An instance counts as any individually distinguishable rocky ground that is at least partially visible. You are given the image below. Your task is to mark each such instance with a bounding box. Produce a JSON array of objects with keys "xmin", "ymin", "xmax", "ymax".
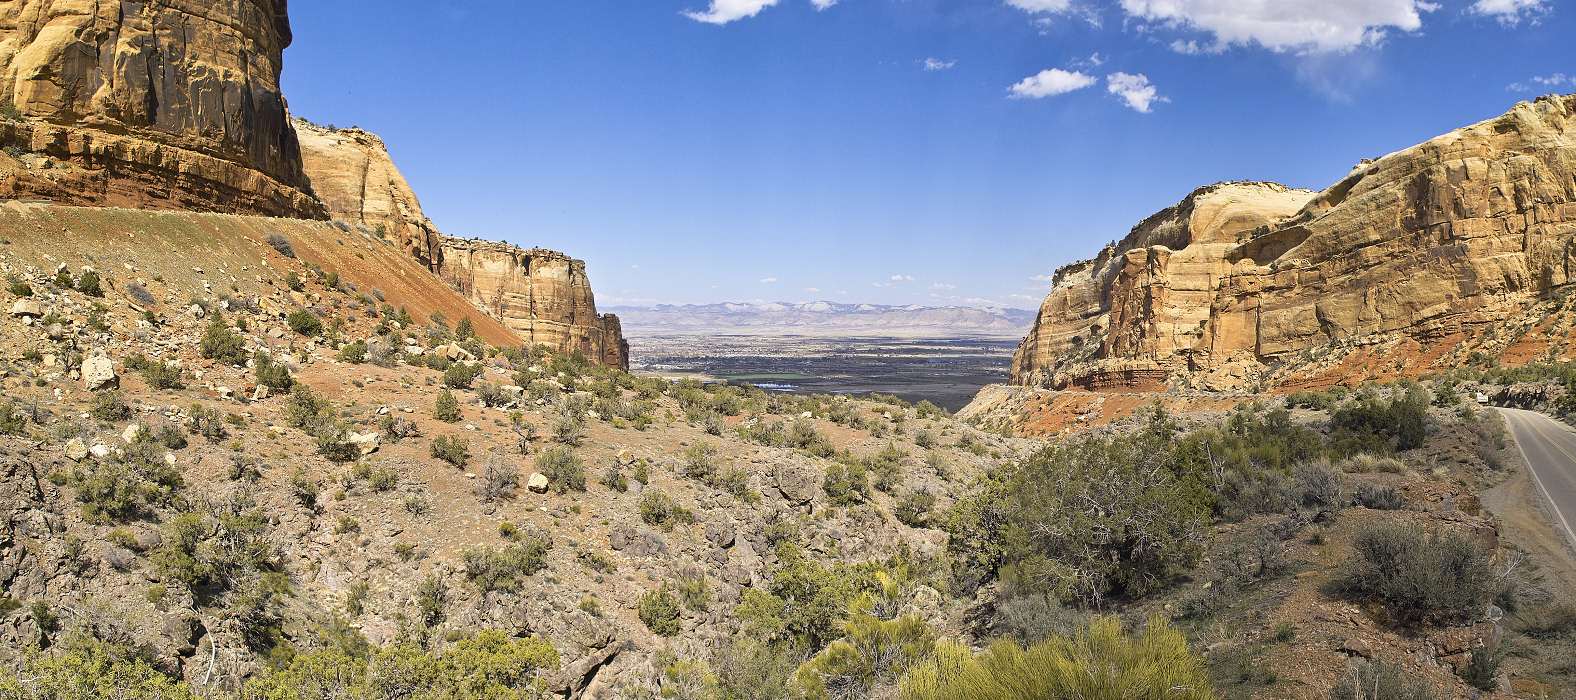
[
  {"xmin": 0, "ymin": 237, "xmax": 1022, "ymax": 696},
  {"xmin": 0, "ymin": 212, "xmax": 1571, "ymax": 699}
]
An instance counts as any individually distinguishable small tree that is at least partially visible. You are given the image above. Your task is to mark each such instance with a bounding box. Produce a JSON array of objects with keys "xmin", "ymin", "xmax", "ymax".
[{"xmin": 434, "ymin": 389, "xmax": 461, "ymax": 422}]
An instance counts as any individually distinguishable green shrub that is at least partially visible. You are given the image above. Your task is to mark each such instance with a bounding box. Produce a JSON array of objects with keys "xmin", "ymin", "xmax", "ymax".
[
  {"xmin": 430, "ymin": 435, "xmax": 470, "ymax": 467},
  {"xmin": 951, "ymin": 425, "xmax": 1209, "ymax": 607},
  {"xmin": 896, "ymin": 489, "xmax": 936, "ymax": 528},
  {"xmin": 462, "ymin": 538, "xmax": 552, "ymax": 592},
  {"xmin": 639, "ymin": 491, "xmax": 695, "ymax": 529},
  {"xmin": 639, "ymin": 587, "xmax": 683, "ymax": 636},
  {"xmin": 899, "ymin": 616, "xmax": 1212, "ymax": 700},
  {"xmin": 7, "ymin": 277, "xmax": 31, "ymax": 297},
  {"xmin": 1332, "ymin": 523, "xmax": 1493, "ymax": 626},
  {"xmin": 682, "ymin": 443, "xmax": 717, "ymax": 481},
  {"xmin": 285, "ymin": 272, "xmax": 304, "ymax": 292},
  {"xmin": 0, "ymin": 401, "xmax": 27, "ymax": 435},
  {"xmin": 823, "ymin": 461, "xmax": 869, "ymax": 506},
  {"xmin": 283, "ymin": 385, "xmax": 328, "ymax": 428},
  {"xmin": 1331, "ymin": 387, "xmax": 1429, "ymax": 453},
  {"xmin": 798, "ymin": 612, "xmax": 935, "ymax": 699},
  {"xmin": 75, "ymin": 270, "xmax": 104, "ymax": 297},
  {"xmin": 133, "ymin": 357, "xmax": 185, "ymax": 390},
  {"xmin": 68, "ymin": 444, "xmax": 182, "ymax": 523},
  {"xmin": 265, "ymin": 233, "xmax": 295, "ymax": 258},
  {"xmin": 536, "ymin": 445, "xmax": 586, "ymax": 494},
  {"xmin": 253, "ymin": 352, "xmax": 294, "ymax": 391},
  {"xmin": 443, "ymin": 362, "xmax": 483, "ymax": 389},
  {"xmin": 337, "ymin": 341, "xmax": 367, "ymax": 364},
  {"xmin": 200, "ymin": 315, "xmax": 248, "ymax": 365},
  {"xmin": 287, "ymin": 309, "xmax": 323, "ymax": 337},
  {"xmin": 90, "ymin": 390, "xmax": 131, "ymax": 421},
  {"xmin": 552, "ymin": 399, "xmax": 587, "ymax": 445},
  {"xmin": 0, "ymin": 637, "xmax": 198, "ymax": 699},
  {"xmin": 435, "ymin": 388, "xmax": 462, "ymax": 422}
]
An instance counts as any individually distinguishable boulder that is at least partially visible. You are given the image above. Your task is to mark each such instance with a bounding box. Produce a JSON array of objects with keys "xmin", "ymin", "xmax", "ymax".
[
  {"xmin": 81, "ymin": 354, "xmax": 117, "ymax": 390},
  {"xmin": 9, "ymin": 299, "xmax": 42, "ymax": 318},
  {"xmin": 64, "ymin": 438, "xmax": 88, "ymax": 461},
  {"xmin": 527, "ymin": 472, "xmax": 549, "ymax": 493},
  {"xmin": 349, "ymin": 432, "xmax": 381, "ymax": 456}
]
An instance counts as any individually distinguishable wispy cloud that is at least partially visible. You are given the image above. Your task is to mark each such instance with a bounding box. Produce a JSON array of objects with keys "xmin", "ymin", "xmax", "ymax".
[
  {"xmin": 1107, "ymin": 72, "xmax": 1165, "ymax": 112},
  {"xmin": 1030, "ymin": 274, "xmax": 1056, "ymax": 283},
  {"xmin": 890, "ymin": 274, "xmax": 915, "ymax": 282},
  {"xmin": 923, "ymin": 57, "xmax": 958, "ymax": 71},
  {"xmin": 1468, "ymin": 0, "xmax": 1547, "ymax": 25},
  {"xmin": 1508, "ymin": 72, "xmax": 1575, "ymax": 92},
  {"xmin": 683, "ymin": 0, "xmax": 778, "ymax": 24},
  {"xmin": 1010, "ymin": 68, "xmax": 1097, "ymax": 99},
  {"xmin": 811, "ymin": 0, "xmax": 839, "ymax": 10},
  {"xmin": 804, "ymin": 287, "xmax": 821, "ymax": 293},
  {"xmin": 1006, "ymin": 0, "xmax": 1072, "ymax": 13},
  {"xmin": 759, "ymin": 276, "xmax": 779, "ymax": 283},
  {"xmin": 931, "ymin": 282, "xmax": 957, "ymax": 290},
  {"xmin": 1119, "ymin": 0, "xmax": 1434, "ymax": 54}
]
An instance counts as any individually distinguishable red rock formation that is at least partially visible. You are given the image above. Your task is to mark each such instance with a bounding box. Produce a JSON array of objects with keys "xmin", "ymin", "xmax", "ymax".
[
  {"xmin": 1013, "ymin": 95, "xmax": 1576, "ymax": 391},
  {"xmin": 0, "ymin": 0, "xmax": 322, "ymax": 217},
  {"xmin": 439, "ymin": 239, "xmax": 629, "ymax": 370}
]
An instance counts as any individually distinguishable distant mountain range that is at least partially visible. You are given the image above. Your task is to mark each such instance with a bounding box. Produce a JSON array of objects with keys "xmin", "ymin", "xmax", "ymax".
[{"xmin": 606, "ymin": 302, "xmax": 1037, "ymax": 337}]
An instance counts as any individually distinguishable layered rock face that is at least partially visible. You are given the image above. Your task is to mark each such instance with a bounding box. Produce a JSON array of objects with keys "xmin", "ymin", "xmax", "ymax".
[
  {"xmin": 0, "ymin": 0, "xmax": 321, "ymax": 216},
  {"xmin": 291, "ymin": 119, "xmax": 629, "ymax": 369},
  {"xmin": 294, "ymin": 119, "xmax": 444, "ymax": 268},
  {"xmin": 1013, "ymin": 94, "xmax": 1576, "ymax": 391},
  {"xmin": 440, "ymin": 239, "xmax": 629, "ymax": 370}
]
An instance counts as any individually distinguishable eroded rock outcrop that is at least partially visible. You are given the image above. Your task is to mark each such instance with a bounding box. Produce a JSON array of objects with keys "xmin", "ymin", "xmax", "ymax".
[
  {"xmin": 291, "ymin": 119, "xmax": 628, "ymax": 368},
  {"xmin": 1013, "ymin": 94, "xmax": 1576, "ymax": 391},
  {"xmin": 440, "ymin": 238, "xmax": 628, "ymax": 370},
  {"xmin": 294, "ymin": 118, "xmax": 443, "ymax": 269},
  {"xmin": 0, "ymin": 0, "xmax": 323, "ymax": 217}
]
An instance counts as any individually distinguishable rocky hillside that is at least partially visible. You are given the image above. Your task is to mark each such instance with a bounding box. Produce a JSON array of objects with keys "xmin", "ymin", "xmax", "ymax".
[
  {"xmin": 0, "ymin": 2, "xmax": 628, "ymax": 370},
  {"xmin": 291, "ymin": 121, "xmax": 628, "ymax": 370},
  {"xmin": 0, "ymin": 0, "xmax": 322, "ymax": 217},
  {"xmin": 1011, "ymin": 94, "xmax": 1576, "ymax": 393}
]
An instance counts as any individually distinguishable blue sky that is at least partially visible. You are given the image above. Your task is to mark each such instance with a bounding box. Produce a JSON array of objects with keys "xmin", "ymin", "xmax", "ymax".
[{"xmin": 281, "ymin": 0, "xmax": 1570, "ymax": 309}]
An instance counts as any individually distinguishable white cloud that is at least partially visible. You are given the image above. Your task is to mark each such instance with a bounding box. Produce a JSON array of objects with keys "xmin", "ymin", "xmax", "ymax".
[
  {"xmin": 1119, "ymin": 0, "xmax": 1433, "ymax": 54},
  {"xmin": 759, "ymin": 276, "xmax": 779, "ymax": 283},
  {"xmin": 804, "ymin": 287, "xmax": 821, "ymax": 293},
  {"xmin": 923, "ymin": 57, "xmax": 958, "ymax": 71},
  {"xmin": 1107, "ymin": 72, "xmax": 1165, "ymax": 112},
  {"xmin": 1006, "ymin": 0, "xmax": 1073, "ymax": 13},
  {"xmin": 1030, "ymin": 274, "xmax": 1056, "ymax": 283},
  {"xmin": 1509, "ymin": 73, "xmax": 1575, "ymax": 92},
  {"xmin": 811, "ymin": 0, "xmax": 839, "ymax": 9},
  {"xmin": 931, "ymin": 282, "xmax": 957, "ymax": 290},
  {"xmin": 890, "ymin": 274, "xmax": 915, "ymax": 282},
  {"xmin": 1170, "ymin": 39, "xmax": 1224, "ymax": 55},
  {"xmin": 684, "ymin": 0, "xmax": 779, "ymax": 24},
  {"xmin": 1009, "ymin": 68, "xmax": 1097, "ymax": 99},
  {"xmin": 1469, "ymin": 0, "xmax": 1547, "ymax": 25}
]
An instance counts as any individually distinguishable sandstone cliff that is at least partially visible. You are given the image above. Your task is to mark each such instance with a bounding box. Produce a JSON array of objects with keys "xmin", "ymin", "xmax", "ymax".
[
  {"xmin": 0, "ymin": 0, "xmax": 322, "ymax": 217},
  {"xmin": 1013, "ymin": 94, "xmax": 1576, "ymax": 391},
  {"xmin": 293, "ymin": 118, "xmax": 444, "ymax": 269},
  {"xmin": 291, "ymin": 120, "xmax": 628, "ymax": 369},
  {"xmin": 440, "ymin": 238, "xmax": 629, "ymax": 370}
]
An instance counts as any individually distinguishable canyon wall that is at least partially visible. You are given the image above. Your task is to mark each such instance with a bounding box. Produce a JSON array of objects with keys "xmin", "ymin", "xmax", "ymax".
[
  {"xmin": 440, "ymin": 239, "xmax": 629, "ymax": 370},
  {"xmin": 294, "ymin": 119, "xmax": 443, "ymax": 269},
  {"xmin": 0, "ymin": 0, "xmax": 323, "ymax": 217},
  {"xmin": 1013, "ymin": 94, "xmax": 1576, "ymax": 391},
  {"xmin": 292, "ymin": 120, "xmax": 629, "ymax": 368}
]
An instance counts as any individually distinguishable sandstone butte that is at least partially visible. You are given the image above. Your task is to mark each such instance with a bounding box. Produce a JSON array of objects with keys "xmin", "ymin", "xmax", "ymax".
[
  {"xmin": 0, "ymin": 0, "xmax": 627, "ymax": 368},
  {"xmin": 1011, "ymin": 93, "xmax": 1576, "ymax": 394},
  {"xmin": 294, "ymin": 119, "xmax": 629, "ymax": 370}
]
